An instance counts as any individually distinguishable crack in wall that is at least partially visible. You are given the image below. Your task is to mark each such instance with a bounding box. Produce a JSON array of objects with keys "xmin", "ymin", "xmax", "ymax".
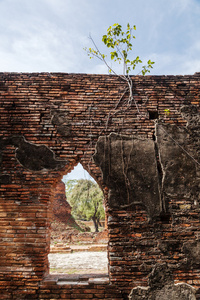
[
  {"xmin": 153, "ymin": 131, "xmax": 166, "ymax": 213},
  {"xmin": 93, "ymin": 115, "xmax": 199, "ymax": 221}
]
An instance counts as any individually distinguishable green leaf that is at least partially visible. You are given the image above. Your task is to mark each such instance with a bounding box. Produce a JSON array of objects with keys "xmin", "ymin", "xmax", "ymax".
[
  {"xmin": 164, "ymin": 109, "xmax": 171, "ymax": 115},
  {"xmin": 85, "ymin": 22, "xmax": 155, "ymax": 76}
]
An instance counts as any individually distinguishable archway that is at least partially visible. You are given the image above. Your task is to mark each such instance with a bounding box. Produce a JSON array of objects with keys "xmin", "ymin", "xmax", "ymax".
[{"xmin": 48, "ymin": 163, "xmax": 108, "ymax": 275}]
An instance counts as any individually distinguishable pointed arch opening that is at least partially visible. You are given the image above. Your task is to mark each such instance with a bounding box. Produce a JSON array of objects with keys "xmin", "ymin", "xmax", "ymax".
[{"xmin": 48, "ymin": 162, "xmax": 108, "ymax": 276}]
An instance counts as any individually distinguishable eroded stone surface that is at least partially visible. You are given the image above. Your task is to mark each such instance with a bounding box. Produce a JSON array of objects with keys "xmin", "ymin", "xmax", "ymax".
[
  {"xmin": 182, "ymin": 240, "xmax": 200, "ymax": 265},
  {"xmin": 181, "ymin": 105, "xmax": 200, "ymax": 131},
  {"xmin": 181, "ymin": 104, "xmax": 200, "ymax": 161},
  {"xmin": 93, "ymin": 133, "xmax": 162, "ymax": 219},
  {"xmin": 3, "ymin": 136, "xmax": 67, "ymax": 171},
  {"xmin": 93, "ymin": 125, "xmax": 199, "ymax": 219},
  {"xmin": 51, "ymin": 109, "xmax": 71, "ymax": 137},
  {"xmin": 155, "ymin": 123, "xmax": 199, "ymax": 203},
  {"xmin": 129, "ymin": 264, "xmax": 196, "ymax": 300}
]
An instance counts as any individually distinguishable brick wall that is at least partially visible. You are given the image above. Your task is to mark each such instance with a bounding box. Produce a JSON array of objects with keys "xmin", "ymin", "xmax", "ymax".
[
  {"xmin": 0, "ymin": 72, "xmax": 199, "ymax": 299},
  {"xmin": 52, "ymin": 181, "xmax": 80, "ymax": 229}
]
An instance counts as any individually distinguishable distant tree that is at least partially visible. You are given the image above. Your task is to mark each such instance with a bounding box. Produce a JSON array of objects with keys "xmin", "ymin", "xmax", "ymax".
[
  {"xmin": 66, "ymin": 179, "xmax": 105, "ymax": 232},
  {"xmin": 65, "ymin": 179, "xmax": 78, "ymax": 194}
]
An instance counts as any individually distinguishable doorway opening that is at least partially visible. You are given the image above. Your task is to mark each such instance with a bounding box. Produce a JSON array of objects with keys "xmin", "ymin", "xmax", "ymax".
[{"xmin": 48, "ymin": 163, "xmax": 108, "ymax": 275}]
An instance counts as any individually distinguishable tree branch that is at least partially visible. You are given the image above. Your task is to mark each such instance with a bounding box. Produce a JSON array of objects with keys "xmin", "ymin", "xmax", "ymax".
[{"xmin": 89, "ymin": 34, "xmax": 127, "ymax": 82}]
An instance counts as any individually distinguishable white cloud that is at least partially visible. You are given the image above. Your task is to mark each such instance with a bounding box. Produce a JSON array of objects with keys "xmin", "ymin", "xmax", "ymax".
[
  {"xmin": 0, "ymin": 0, "xmax": 200, "ymax": 74},
  {"xmin": 148, "ymin": 50, "xmax": 200, "ymax": 76}
]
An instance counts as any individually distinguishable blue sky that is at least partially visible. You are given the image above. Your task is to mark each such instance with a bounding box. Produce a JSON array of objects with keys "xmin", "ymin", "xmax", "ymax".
[
  {"xmin": 0, "ymin": 0, "xmax": 200, "ymax": 180},
  {"xmin": 0, "ymin": 0, "xmax": 200, "ymax": 75}
]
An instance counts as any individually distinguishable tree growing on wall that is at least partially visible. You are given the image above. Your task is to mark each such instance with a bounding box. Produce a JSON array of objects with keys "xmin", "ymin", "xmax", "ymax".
[
  {"xmin": 84, "ymin": 23, "xmax": 155, "ymax": 113},
  {"xmin": 66, "ymin": 179, "xmax": 105, "ymax": 232},
  {"xmin": 84, "ymin": 23, "xmax": 200, "ymax": 168}
]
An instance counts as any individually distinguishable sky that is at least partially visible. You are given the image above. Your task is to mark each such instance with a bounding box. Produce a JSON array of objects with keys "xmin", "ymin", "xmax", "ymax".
[
  {"xmin": 62, "ymin": 163, "xmax": 95, "ymax": 182},
  {"xmin": 0, "ymin": 0, "xmax": 200, "ymax": 180},
  {"xmin": 0, "ymin": 0, "xmax": 200, "ymax": 75}
]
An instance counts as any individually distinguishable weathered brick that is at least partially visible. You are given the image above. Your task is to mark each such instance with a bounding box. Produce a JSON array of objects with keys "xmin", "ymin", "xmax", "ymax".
[{"xmin": 0, "ymin": 72, "xmax": 199, "ymax": 299}]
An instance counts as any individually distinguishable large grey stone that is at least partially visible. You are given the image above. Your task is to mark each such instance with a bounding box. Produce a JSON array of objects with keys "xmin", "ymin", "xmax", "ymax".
[
  {"xmin": 155, "ymin": 123, "xmax": 199, "ymax": 202},
  {"xmin": 93, "ymin": 133, "xmax": 162, "ymax": 219}
]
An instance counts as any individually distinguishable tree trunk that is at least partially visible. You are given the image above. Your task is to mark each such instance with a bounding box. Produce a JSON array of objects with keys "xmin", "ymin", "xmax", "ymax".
[
  {"xmin": 97, "ymin": 218, "xmax": 102, "ymax": 228},
  {"xmin": 92, "ymin": 216, "xmax": 99, "ymax": 232}
]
